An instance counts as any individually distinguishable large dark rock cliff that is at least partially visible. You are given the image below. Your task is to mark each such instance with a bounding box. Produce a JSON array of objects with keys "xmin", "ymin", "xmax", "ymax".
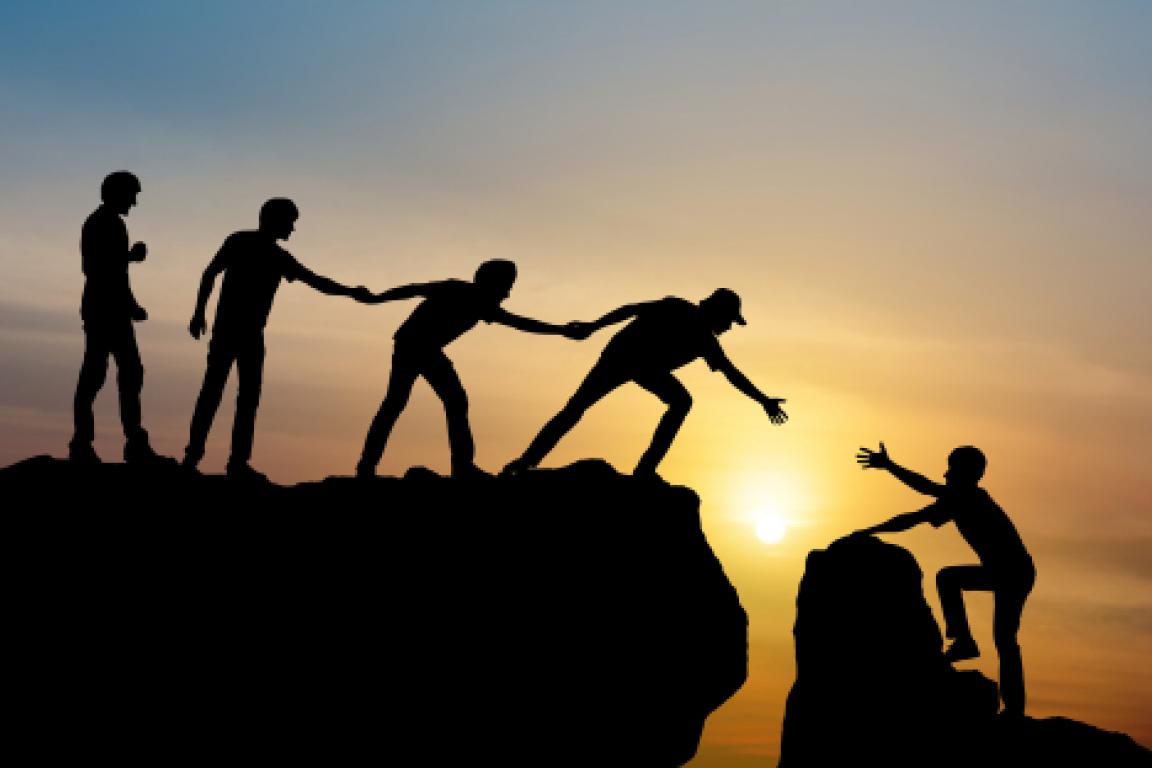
[
  {"xmin": 779, "ymin": 534, "xmax": 1151, "ymax": 767},
  {"xmin": 4, "ymin": 456, "xmax": 747, "ymax": 766}
]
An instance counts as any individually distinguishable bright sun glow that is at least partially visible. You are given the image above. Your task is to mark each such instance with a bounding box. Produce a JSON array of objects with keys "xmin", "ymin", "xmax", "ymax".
[{"xmin": 754, "ymin": 511, "xmax": 789, "ymax": 544}]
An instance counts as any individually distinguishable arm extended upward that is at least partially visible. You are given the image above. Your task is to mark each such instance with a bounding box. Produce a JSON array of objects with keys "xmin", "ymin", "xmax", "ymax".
[{"xmin": 857, "ymin": 442, "xmax": 945, "ymax": 496}]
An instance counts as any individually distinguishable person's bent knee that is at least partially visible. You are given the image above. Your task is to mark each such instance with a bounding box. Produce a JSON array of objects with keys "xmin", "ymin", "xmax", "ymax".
[
  {"xmin": 936, "ymin": 567, "xmax": 962, "ymax": 589},
  {"xmin": 668, "ymin": 391, "xmax": 693, "ymax": 414}
]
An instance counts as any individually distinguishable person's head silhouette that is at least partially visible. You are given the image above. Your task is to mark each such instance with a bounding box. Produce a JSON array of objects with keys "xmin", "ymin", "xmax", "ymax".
[
  {"xmin": 259, "ymin": 198, "xmax": 299, "ymax": 241},
  {"xmin": 101, "ymin": 171, "xmax": 141, "ymax": 216},
  {"xmin": 699, "ymin": 288, "xmax": 747, "ymax": 335},
  {"xmin": 474, "ymin": 259, "xmax": 517, "ymax": 302},
  {"xmin": 945, "ymin": 445, "xmax": 986, "ymax": 486}
]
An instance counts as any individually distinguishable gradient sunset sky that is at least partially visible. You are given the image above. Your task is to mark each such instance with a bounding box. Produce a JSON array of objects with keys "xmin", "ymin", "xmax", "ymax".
[{"xmin": 2, "ymin": 2, "xmax": 1149, "ymax": 763}]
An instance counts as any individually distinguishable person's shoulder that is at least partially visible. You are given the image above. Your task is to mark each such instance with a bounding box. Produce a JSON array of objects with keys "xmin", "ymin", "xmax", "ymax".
[
  {"xmin": 83, "ymin": 205, "xmax": 120, "ymax": 230},
  {"xmin": 221, "ymin": 229, "xmax": 258, "ymax": 248}
]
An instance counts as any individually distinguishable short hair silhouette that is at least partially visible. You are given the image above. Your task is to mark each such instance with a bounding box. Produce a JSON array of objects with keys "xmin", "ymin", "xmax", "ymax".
[
  {"xmin": 474, "ymin": 259, "xmax": 517, "ymax": 289},
  {"xmin": 259, "ymin": 198, "xmax": 300, "ymax": 227},
  {"xmin": 948, "ymin": 446, "xmax": 987, "ymax": 483},
  {"xmin": 100, "ymin": 171, "xmax": 141, "ymax": 202}
]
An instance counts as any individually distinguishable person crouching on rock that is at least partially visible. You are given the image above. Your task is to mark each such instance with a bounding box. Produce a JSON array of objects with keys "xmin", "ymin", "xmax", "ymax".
[
  {"xmin": 355, "ymin": 259, "xmax": 585, "ymax": 479},
  {"xmin": 853, "ymin": 442, "xmax": 1036, "ymax": 718},
  {"xmin": 500, "ymin": 288, "xmax": 788, "ymax": 482}
]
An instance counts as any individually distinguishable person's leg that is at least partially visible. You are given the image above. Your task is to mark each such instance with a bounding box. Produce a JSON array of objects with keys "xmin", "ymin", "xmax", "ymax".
[
  {"xmin": 357, "ymin": 349, "xmax": 421, "ymax": 475},
  {"xmin": 503, "ymin": 362, "xmax": 625, "ymax": 474},
  {"xmin": 228, "ymin": 333, "xmax": 266, "ymax": 470},
  {"xmin": 994, "ymin": 570, "xmax": 1035, "ymax": 716},
  {"xmin": 936, "ymin": 564, "xmax": 992, "ymax": 659},
  {"xmin": 71, "ymin": 325, "xmax": 111, "ymax": 460},
  {"xmin": 107, "ymin": 322, "xmax": 154, "ymax": 459},
  {"xmin": 421, "ymin": 352, "xmax": 476, "ymax": 475},
  {"xmin": 185, "ymin": 335, "xmax": 237, "ymax": 467},
  {"xmin": 632, "ymin": 372, "xmax": 692, "ymax": 476}
]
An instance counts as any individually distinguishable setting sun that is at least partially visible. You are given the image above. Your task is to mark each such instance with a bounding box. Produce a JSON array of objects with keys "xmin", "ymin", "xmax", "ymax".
[{"xmin": 754, "ymin": 511, "xmax": 789, "ymax": 544}]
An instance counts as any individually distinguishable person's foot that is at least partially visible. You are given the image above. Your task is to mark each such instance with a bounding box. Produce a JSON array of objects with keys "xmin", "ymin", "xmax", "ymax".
[
  {"xmin": 226, "ymin": 461, "xmax": 269, "ymax": 483},
  {"xmin": 355, "ymin": 461, "xmax": 377, "ymax": 480},
  {"xmin": 69, "ymin": 441, "xmax": 102, "ymax": 465},
  {"xmin": 631, "ymin": 468, "xmax": 669, "ymax": 484},
  {"xmin": 124, "ymin": 434, "xmax": 173, "ymax": 465},
  {"xmin": 499, "ymin": 457, "xmax": 533, "ymax": 477},
  {"xmin": 452, "ymin": 462, "xmax": 493, "ymax": 480},
  {"xmin": 943, "ymin": 637, "xmax": 980, "ymax": 662}
]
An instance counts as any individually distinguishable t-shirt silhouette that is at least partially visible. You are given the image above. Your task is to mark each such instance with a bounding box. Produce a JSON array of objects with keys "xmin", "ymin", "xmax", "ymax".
[
  {"xmin": 598, "ymin": 297, "xmax": 726, "ymax": 376},
  {"xmin": 919, "ymin": 487, "xmax": 1033, "ymax": 575},
  {"xmin": 80, "ymin": 205, "xmax": 134, "ymax": 323},
  {"xmin": 393, "ymin": 280, "xmax": 507, "ymax": 350},
  {"xmin": 209, "ymin": 230, "xmax": 307, "ymax": 334}
]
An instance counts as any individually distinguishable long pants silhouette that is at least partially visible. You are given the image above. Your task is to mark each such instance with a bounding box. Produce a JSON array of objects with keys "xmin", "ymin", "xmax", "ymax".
[
  {"xmin": 186, "ymin": 332, "xmax": 265, "ymax": 466},
  {"xmin": 359, "ymin": 348, "xmax": 473, "ymax": 471},
  {"xmin": 518, "ymin": 363, "xmax": 692, "ymax": 475},
  {"xmin": 937, "ymin": 564, "xmax": 1035, "ymax": 715},
  {"xmin": 73, "ymin": 321, "xmax": 146, "ymax": 445}
]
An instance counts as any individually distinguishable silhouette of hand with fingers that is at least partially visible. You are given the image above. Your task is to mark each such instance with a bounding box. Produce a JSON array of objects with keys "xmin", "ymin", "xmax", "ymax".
[
  {"xmin": 857, "ymin": 442, "xmax": 891, "ymax": 470},
  {"xmin": 129, "ymin": 242, "xmax": 147, "ymax": 263},
  {"xmin": 764, "ymin": 398, "xmax": 788, "ymax": 425},
  {"xmin": 563, "ymin": 321, "xmax": 593, "ymax": 340},
  {"xmin": 350, "ymin": 285, "xmax": 374, "ymax": 304},
  {"xmin": 130, "ymin": 304, "xmax": 148, "ymax": 323},
  {"xmin": 189, "ymin": 312, "xmax": 207, "ymax": 340}
]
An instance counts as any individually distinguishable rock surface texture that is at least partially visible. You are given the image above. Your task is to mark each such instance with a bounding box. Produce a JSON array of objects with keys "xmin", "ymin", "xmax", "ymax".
[{"xmin": 4, "ymin": 456, "xmax": 745, "ymax": 766}]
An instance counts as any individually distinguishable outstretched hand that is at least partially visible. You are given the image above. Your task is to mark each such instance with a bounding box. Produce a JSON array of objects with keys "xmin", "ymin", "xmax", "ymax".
[
  {"xmin": 350, "ymin": 285, "xmax": 374, "ymax": 304},
  {"xmin": 562, "ymin": 321, "xmax": 594, "ymax": 340},
  {"xmin": 856, "ymin": 441, "xmax": 891, "ymax": 470},
  {"xmin": 189, "ymin": 312, "xmax": 207, "ymax": 340},
  {"xmin": 763, "ymin": 398, "xmax": 787, "ymax": 425},
  {"xmin": 129, "ymin": 242, "xmax": 147, "ymax": 263}
]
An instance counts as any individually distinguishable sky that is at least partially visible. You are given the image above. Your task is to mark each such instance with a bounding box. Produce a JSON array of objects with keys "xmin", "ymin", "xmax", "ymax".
[{"xmin": 2, "ymin": 1, "xmax": 1150, "ymax": 762}]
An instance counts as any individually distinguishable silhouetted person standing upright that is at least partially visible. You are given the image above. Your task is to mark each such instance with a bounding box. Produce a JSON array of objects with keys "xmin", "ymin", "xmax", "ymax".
[
  {"xmin": 356, "ymin": 259, "xmax": 582, "ymax": 479},
  {"xmin": 185, "ymin": 198, "xmax": 371, "ymax": 481},
  {"xmin": 501, "ymin": 289, "xmax": 788, "ymax": 480},
  {"xmin": 70, "ymin": 171, "xmax": 165, "ymax": 464},
  {"xmin": 854, "ymin": 443, "xmax": 1036, "ymax": 717}
]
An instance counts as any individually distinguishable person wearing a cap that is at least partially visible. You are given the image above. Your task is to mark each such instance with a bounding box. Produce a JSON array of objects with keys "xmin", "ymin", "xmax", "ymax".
[{"xmin": 501, "ymin": 288, "xmax": 787, "ymax": 479}]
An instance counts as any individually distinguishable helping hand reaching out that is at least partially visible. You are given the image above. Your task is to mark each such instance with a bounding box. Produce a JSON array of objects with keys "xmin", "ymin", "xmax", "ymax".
[
  {"xmin": 763, "ymin": 398, "xmax": 788, "ymax": 425},
  {"xmin": 562, "ymin": 321, "xmax": 595, "ymax": 340},
  {"xmin": 856, "ymin": 441, "xmax": 891, "ymax": 470}
]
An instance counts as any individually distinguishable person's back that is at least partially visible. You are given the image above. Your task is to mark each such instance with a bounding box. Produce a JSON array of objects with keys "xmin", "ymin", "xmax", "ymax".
[
  {"xmin": 392, "ymin": 279, "xmax": 501, "ymax": 350},
  {"xmin": 599, "ymin": 296, "xmax": 725, "ymax": 375},
  {"xmin": 80, "ymin": 205, "xmax": 133, "ymax": 324},
  {"xmin": 931, "ymin": 485, "xmax": 1032, "ymax": 576},
  {"xmin": 211, "ymin": 229, "xmax": 305, "ymax": 335}
]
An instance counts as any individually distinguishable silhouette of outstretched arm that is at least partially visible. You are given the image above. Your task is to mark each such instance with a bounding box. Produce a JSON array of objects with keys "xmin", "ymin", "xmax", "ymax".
[
  {"xmin": 714, "ymin": 355, "xmax": 788, "ymax": 424},
  {"xmin": 857, "ymin": 508, "xmax": 933, "ymax": 536},
  {"xmin": 490, "ymin": 308, "xmax": 572, "ymax": 336},
  {"xmin": 295, "ymin": 265, "xmax": 372, "ymax": 302},
  {"xmin": 366, "ymin": 282, "xmax": 441, "ymax": 304},
  {"xmin": 587, "ymin": 303, "xmax": 646, "ymax": 332},
  {"xmin": 857, "ymin": 442, "xmax": 944, "ymax": 496}
]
